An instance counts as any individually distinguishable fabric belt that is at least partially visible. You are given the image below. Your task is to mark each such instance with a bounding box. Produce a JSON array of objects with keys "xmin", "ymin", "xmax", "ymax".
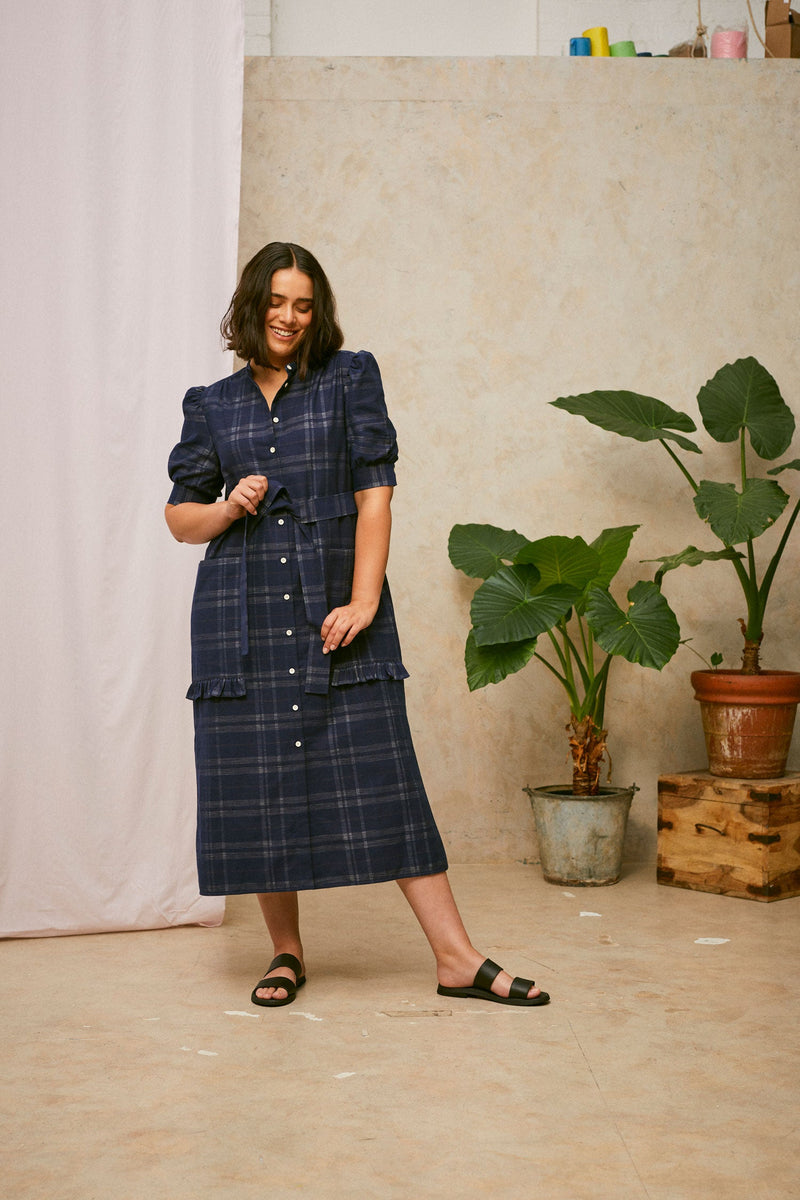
[{"xmin": 238, "ymin": 486, "xmax": 359, "ymax": 695}]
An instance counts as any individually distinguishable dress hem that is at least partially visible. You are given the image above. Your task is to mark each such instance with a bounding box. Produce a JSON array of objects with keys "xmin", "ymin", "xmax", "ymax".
[{"xmin": 198, "ymin": 859, "xmax": 450, "ymax": 896}]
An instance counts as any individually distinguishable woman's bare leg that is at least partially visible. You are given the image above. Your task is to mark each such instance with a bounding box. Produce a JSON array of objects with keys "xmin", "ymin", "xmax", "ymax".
[
  {"xmin": 396, "ymin": 872, "xmax": 542, "ymax": 1000},
  {"xmin": 254, "ymin": 891, "xmax": 304, "ymax": 1002}
]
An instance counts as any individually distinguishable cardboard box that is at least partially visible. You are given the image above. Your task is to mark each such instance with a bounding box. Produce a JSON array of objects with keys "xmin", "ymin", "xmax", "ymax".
[
  {"xmin": 765, "ymin": 0, "xmax": 800, "ymax": 56},
  {"xmin": 657, "ymin": 770, "xmax": 800, "ymax": 901}
]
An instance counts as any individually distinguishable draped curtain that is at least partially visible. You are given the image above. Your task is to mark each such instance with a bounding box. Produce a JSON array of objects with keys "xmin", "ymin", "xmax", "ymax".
[{"xmin": 0, "ymin": 0, "xmax": 244, "ymax": 935}]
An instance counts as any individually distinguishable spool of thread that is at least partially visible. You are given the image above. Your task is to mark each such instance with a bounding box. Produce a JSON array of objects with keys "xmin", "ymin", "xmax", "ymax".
[
  {"xmin": 710, "ymin": 28, "xmax": 748, "ymax": 58},
  {"xmin": 582, "ymin": 26, "xmax": 610, "ymax": 56},
  {"xmin": 610, "ymin": 40, "xmax": 637, "ymax": 57},
  {"xmin": 637, "ymin": 51, "xmax": 653, "ymax": 57},
  {"xmin": 570, "ymin": 37, "xmax": 592, "ymax": 56}
]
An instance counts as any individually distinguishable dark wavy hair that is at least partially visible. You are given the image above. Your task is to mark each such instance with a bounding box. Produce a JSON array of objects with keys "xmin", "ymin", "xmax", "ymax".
[{"xmin": 220, "ymin": 242, "xmax": 344, "ymax": 379}]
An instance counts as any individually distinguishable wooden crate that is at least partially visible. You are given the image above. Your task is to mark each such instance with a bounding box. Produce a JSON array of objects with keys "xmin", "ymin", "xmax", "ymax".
[{"xmin": 657, "ymin": 770, "xmax": 800, "ymax": 902}]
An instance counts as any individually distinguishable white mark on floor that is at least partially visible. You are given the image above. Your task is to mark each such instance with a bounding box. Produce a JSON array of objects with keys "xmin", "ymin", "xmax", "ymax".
[
  {"xmin": 291, "ymin": 1011, "xmax": 323, "ymax": 1021},
  {"xmin": 197, "ymin": 1050, "xmax": 219, "ymax": 1057},
  {"xmin": 580, "ymin": 911, "xmax": 602, "ymax": 917},
  {"xmin": 142, "ymin": 1017, "xmax": 161, "ymax": 1022},
  {"xmin": 562, "ymin": 891, "xmax": 576, "ymax": 898},
  {"xmin": 694, "ymin": 937, "xmax": 730, "ymax": 945},
  {"xmin": 335, "ymin": 1072, "xmax": 356, "ymax": 1079},
  {"xmin": 225, "ymin": 1010, "xmax": 260, "ymax": 1018}
]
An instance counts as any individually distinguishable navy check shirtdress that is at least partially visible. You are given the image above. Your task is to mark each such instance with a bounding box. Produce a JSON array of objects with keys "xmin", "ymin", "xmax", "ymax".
[{"xmin": 167, "ymin": 350, "xmax": 448, "ymax": 895}]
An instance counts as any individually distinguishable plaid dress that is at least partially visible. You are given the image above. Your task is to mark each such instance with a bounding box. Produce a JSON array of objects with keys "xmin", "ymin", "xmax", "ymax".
[{"xmin": 167, "ymin": 350, "xmax": 448, "ymax": 894}]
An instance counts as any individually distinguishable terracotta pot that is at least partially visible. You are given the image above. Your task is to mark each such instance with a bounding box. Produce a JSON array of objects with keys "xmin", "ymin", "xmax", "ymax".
[{"xmin": 691, "ymin": 669, "xmax": 800, "ymax": 778}]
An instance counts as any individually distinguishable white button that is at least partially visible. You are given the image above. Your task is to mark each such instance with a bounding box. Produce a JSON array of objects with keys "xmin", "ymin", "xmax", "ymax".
[
  {"xmin": 289, "ymin": 668, "xmax": 296, "ymax": 675},
  {"xmin": 283, "ymin": 593, "xmax": 290, "ymax": 600},
  {"xmin": 277, "ymin": 518, "xmax": 285, "ymax": 526},
  {"xmin": 295, "ymin": 741, "xmax": 302, "ymax": 748},
  {"xmin": 292, "ymin": 704, "xmax": 299, "ymax": 711},
  {"xmin": 269, "ymin": 446, "xmax": 276, "ymax": 454},
  {"xmin": 273, "ymin": 416, "xmax": 279, "ymax": 423},
  {"xmin": 286, "ymin": 629, "xmax": 293, "ymax": 637},
  {"xmin": 280, "ymin": 557, "xmax": 287, "ymax": 564}
]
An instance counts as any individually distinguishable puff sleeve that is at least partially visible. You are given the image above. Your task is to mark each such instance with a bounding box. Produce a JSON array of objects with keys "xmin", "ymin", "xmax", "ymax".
[
  {"xmin": 167, "ymin": 386, "xmax": 224, "ymax": 505},
  {"xmin": 344, "ymin": 352, "xmax": 399, "ymax": 492}
]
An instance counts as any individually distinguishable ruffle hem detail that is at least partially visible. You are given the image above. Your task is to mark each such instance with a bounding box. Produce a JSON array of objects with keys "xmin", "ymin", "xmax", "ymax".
[
  {"xmin": 186, "ymin": 677, "xmax": 247, "ymax": 700},
  {"xmin": 331, "ymin": 660, "xmax": 410, "ymax": 687}
]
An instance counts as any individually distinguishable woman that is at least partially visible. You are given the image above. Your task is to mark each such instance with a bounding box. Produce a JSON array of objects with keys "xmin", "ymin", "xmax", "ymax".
[{"xmin": 166, "ymin": 242, "xmax": 549, "ymax": 1010}]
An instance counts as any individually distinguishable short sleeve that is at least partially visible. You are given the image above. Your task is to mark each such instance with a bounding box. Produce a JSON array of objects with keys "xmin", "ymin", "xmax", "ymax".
[
  {"xmin": 344, "ymin": 351, "xmax": 399, "ymax": 492},
  {"xmin": 167, "ymin": 386, "xmax": 224, "ymax": 505}
]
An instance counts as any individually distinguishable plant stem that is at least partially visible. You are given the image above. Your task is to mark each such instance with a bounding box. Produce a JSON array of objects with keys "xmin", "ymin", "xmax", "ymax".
[
  {"xmin": 758, "ymin": 496, "xmax": 800, "ymax": 616},
  {"xmin": 576, "ymin": 609, "xmax": 595, "ymax": 677},
  {"xmin": 660, "ymin": 439, "xmax": 700, "ymax": 491}
]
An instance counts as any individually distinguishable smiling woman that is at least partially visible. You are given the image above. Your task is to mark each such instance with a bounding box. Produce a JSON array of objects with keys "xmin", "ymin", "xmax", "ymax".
[{"xmin": 164, "ymin": 240, "xmax": 551, "ymax": 1012}]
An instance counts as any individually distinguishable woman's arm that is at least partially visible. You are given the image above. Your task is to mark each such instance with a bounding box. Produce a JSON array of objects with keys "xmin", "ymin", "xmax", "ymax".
[
  {"xmin": 164, "ymin": 475, "xmax": 269, "ymax": 545},
  {"xmin": 320, "ymin": 485, "xmax": 393, "ymax": 653}
]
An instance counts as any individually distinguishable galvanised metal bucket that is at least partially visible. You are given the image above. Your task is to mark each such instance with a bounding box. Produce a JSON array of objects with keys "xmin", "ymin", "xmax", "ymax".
[{"xmin": 527, "ymin": 784, "xmax": 637, "ymax": 886}]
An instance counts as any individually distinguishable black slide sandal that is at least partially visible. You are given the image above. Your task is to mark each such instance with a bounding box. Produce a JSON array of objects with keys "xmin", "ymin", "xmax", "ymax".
[
  {"xmin": 437, "ymin": 958, "xmax": 550, "ymax": 1007},
  {"xmin": 251, "ymin": 953, "xmax": 306, "ymax": 1008}
]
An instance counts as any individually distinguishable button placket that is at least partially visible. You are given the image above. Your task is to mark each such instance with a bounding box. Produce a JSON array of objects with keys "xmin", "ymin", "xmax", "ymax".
[{"xmin": 265, "ymin": 391, "xmax": 305, "ymax": 748}]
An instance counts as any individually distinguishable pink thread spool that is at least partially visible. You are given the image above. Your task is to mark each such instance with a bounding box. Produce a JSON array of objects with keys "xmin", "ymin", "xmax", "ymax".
[{"xmin": 711, "ymin": 27, "xmax": 748, "ymax": 58}]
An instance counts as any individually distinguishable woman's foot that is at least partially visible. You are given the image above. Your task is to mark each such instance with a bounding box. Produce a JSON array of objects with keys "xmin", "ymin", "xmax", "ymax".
[
  {"xmin": 251, "ymin": 953, "xmax": 306, "ymax": 1007},
  {"xmin": 437, "ymin": 954, "xmax": 549, "ymax": 1006}
]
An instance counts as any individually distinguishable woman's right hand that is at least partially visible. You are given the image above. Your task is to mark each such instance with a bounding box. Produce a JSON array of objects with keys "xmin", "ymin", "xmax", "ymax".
[
  {"xmin": 165, "ymin": 474, "xmax": 269, "ymax": 545},
  {"xmin": 226, "ymin": 475, "xmax": 269, "ymax": 519}
]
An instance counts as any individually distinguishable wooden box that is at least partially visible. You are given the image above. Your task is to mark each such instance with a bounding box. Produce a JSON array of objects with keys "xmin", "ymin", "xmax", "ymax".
[{"xmin": 657, "ymin": 770, "xmax": 800, "ymax": 902}]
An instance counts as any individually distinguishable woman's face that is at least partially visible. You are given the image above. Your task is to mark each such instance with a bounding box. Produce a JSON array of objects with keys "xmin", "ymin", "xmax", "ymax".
[{"xmin": 263, "ymin": 267, "xmax": 314, "ymax": 367}]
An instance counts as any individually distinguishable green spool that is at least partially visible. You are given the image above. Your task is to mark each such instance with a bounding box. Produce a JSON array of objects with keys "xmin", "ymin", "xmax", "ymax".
[{"xmin": 610, "ymin": 40, "xmax": 637, "ymax": 56}]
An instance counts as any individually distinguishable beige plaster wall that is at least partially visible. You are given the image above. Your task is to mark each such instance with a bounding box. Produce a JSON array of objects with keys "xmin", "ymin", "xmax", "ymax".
[{"xmin": 240, "ymin": 57, "xmax": 800, "ymax": 864}]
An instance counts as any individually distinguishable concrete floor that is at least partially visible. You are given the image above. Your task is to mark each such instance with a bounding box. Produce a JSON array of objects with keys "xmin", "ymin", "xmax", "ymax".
[{"xmin": 2, "ymin": 863, "xmax": 798, "ymax": 1200}]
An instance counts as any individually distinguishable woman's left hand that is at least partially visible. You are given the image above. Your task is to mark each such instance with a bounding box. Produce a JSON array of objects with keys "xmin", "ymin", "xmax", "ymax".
[{"xmin": 320, "ymin": 599, "xmax": 379, "ymax": 654}]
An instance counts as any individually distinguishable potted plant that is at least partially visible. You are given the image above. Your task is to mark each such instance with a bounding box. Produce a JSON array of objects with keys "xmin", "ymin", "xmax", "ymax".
[
  {"xmin": 551, "ymin": 356, "xmax": 800, "ymax": 778},
  {"xmin": 448, "ymin": 522, "xmax": 680, "ymax": 884}
]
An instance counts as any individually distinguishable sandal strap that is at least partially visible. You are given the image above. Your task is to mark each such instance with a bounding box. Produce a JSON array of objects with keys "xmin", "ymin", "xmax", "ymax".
[
  {"xmin": 473, "ymin": 958, "xmax": 503, "ymax": 991},
  {"xmin": 267, "ymin": 953, "xmax": 303, "ymax": 977},
  {"xmin": 508, "ymin": 976, "xmax": 536, "ymax": 1000},
  {"xmin": 254, "ymin": 974, "xmax": 296, "ymax": 993}
]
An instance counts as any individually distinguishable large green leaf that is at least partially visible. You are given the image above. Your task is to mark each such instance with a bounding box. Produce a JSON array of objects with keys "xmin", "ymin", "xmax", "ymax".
[
  {"xmin": 586, "ymin": 581, "xmax": 680, "ymax": 670},
  {"xmin": 590, "ymin": 525, "xmax": 639, "ymax": 588},
  {"xmin": 644, "ymin": 544, "xmax": 742, "ymax": 587},
  {"xmin": 471, "ymin": 567, "xmax": 579, "ymax": 646},
  {"xmin": 514, "ymin": 535, "xmax": 601, "ymax": 590},
  {"xmin": 464, "ymin": 630, "xmax": 537, "ymax": 691},
  {"xmin": 697, "ymin": 357, "xmax": 794, "ymax": 459},
  {"xmin": 551, "ymin": 391, "xmax": 701, "ymax": 453},
  {"xmin": 694, "ymin": 478, "xmax": 789, "ymax": 544},
  {"xmin": 448, "ymin": 523, "xmax": 530, "ymax": 579}
]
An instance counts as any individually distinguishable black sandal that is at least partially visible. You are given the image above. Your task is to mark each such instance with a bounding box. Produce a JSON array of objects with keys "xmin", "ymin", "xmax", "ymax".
[
  {"xmin": 437, "ymin": 958, "xmax": 550, "ymax": 1007},
  {"xmin": 251, "ymin": 953, "xmax": 306, "ymax": 1008}
]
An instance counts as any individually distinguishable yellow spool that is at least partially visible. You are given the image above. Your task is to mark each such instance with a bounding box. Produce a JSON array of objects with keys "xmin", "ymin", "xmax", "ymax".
[{"xmin": 583, "ymin": 26, "xmax": 610, "ymax": 56}]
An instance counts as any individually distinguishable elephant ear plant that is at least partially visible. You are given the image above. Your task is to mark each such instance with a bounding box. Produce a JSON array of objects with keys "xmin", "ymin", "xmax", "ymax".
[
  {"xmin": 552, "ymin": 357, "xmax": 800, "ymax": 674},
  {"xmin": 447, "ymin": 524, "xmax": 680, "ymax": 795}
]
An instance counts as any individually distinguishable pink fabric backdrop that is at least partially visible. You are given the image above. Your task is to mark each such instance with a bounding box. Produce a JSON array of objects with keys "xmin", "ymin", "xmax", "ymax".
[{"xmin": 0, "ymin": 1, "xmax": 244, "ymax": 935}]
